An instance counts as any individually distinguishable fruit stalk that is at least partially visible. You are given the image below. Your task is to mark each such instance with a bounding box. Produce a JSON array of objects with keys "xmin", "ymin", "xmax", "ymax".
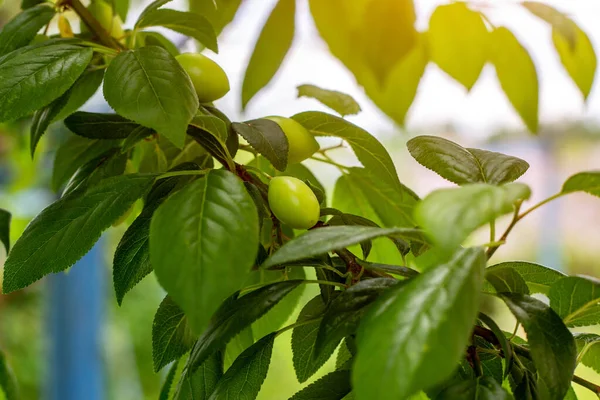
[{"xmin": 58, "ymin": 0, "xmax": 122, "ymax": 50}]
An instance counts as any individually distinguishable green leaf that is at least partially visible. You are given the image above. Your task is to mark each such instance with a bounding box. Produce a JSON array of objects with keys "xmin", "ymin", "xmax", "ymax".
[
  {"xmin": 436, "ymin": 377, "xmax": 510, "ymax": 400},
  {"xmin": 0, "ymin": 209, "xmax": 11, "ymax": 253},
  {"xmin": 0, "ymin": 4, "xmax": 55, "ymax": 57},
  {"xmin": 174, "ymin": 351, "xmax": 223, "ymax": 400},
  {"xmin": 574, "ymin": 333, "xmax": 600, "ymax": 374},
  {"xmin": 553, "ymin": 17, "xmax": 596, "ymax": 100},
  {"xmin": 110, "ymin": 0, "xmax": 130, "ymax": 21},
  {"xmin": 500, "ymin": 293, "xmax": 577, "ymax": 400},
  {"xmin": 30, "ymin": 93, "xmax": 69, "ymax": 157},
  {"xmin": 232, "ymin": 119, "xmax": 288, "ymax": 171},
  {"xmin": 207, "ymin": 333, "xmax": 275, "ymax": 400},
  {"xmin": 150, "ymin": 170, "xmax": 258, "ymax": 333},
  {"xmin": 315, "ymin": 278, "xmax": 400, "ymax": 363},
  {"xmin": 549, "ymin": 276, "xmax": 600, "ymax": 327},
  {"xmin": 65, "ymin": 112, "xmax": 143, "ymax": 140},
  {"xmin": 136, "ymin": 0, "xmax": 174, "ymax": 24},
  {"xmin": 353, "ymin": 247, "xmax": 486, "ymax": 400},
  {"xmin": 562, "ymin": 171, "xmax": 600, "ymax": 197},
  {"xmin": 415, "ymin": 183, "xmax": 531, "ymax": 249},
  {"xmin": 485, "ymin": 266, "xmax": 530, "ymax": 295},
  {"xmin": 136, "ymin": 9, "xmax": 218, "ymax": 53},
  {"xmin": 52, "ymin": 69, "xmax": 105, "ymax": 122},
  {"xmin": 52, "ymin": 135, "xmax": 120, "ymax": 192},
  {"xmin": 103, "ymin": 46, "xmax": 198, "ymax": 148},
  {"xmin": 478, "ymin": 313, "xmax": 513, "ymax": 378},
  {"xmin": 292, "ymin": 295, "xmax": 338, "ymax": 383},
  {"xmin": 0, "ymin": 42, "xmax": 93, "ymax": 122},
  {"xmin": 114, "ymin": 164, "xmax": 199, "ymax": 304},
  {"xmin": 63, "ymin": 149, "xmax": 128, "ymax": 196},
  {"xmin": 0, "ymin": 351, "xmax": 17, "ymax": 400},
  {"xmin": 135, "ymin": 31, "xmax": 180, "ymax": 57},
  {"xmin": 185, "ymin": 280, "xmax": 302, "ymax": 374},
  {"xmin": 159, "ymin": 359, "xmax": 179, "ymax": 400},
  {"xmin": 188, "ymin": 115, "xmax": 234, "ymax": 170},
  {"xmin": 263, "ymin": 226, "xmax": 424, "ymax": 269},
  {"xmin": 407, "ymin": 135, "xmax": 529, "ymax": 185},
  {"xmin": 487, "ymin": 262, "xmax": 565, "ymax": 295},
  {"xmin": 189, "ymin": 0, "xmax": 242, "ymax": 35},
  {"xmin": 522, "ymin": 2, "xmax": 577, "ymax": 49},
  {"xmin": 297, "ymin": 84, "xmax": 361, "ymax": 117},
  {"xmin": 289, "ymin": 370, "xmax": 352, "ymax": 400},
  {"xmin": 241, "ymin": 0, "xmax": 295, "ymax": 109},
  {"xmin": 491, "ymin": 27, "xmax": 539, "ymax": 133},
  {"xmin": 153, "ymin": 296, "xmax": 197, "ymax": 372},
  {"xmin": 2, "ymin": 174, "xmax": 156, "ymax": 293},
  {"xmin": 224, "ymin": 328, "xmax": 254, "ymax": 371},
  {"xmin": 21, "ymin": 0, "xmax": 45, "ymax": 9},
  {"xmin": 428, "ymin": 3, "xmax": 488, "ymax": 89}
]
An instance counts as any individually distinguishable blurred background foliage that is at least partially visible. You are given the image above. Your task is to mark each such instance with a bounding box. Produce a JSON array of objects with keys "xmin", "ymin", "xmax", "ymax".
[{"xmin": 1, "ymin": 0, "xmax": 600, "ymax": 398}]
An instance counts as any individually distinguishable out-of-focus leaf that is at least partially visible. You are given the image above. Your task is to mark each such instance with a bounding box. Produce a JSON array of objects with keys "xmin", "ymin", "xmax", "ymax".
[
  {"xmin": 562, "ymin": 171, "xmax": 600, "ymax": 197},
  {"xmin": 297, "ymin": 84, "xmax": 361, "ymax": 116},
  {"xmin": 486, "ymin": 261, "xmax": 565, "ymax": 295},
  {"xmin": 0, "ymin": 4, "xmax": 55, "ymax": 57}
]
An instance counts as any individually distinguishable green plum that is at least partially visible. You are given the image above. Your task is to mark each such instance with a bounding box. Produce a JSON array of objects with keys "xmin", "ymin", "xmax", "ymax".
[
  {"xmin": 264, "ymin": 116, "xmax": 319, "ymax": 164},
  {"xmin": 80, "ymin": 0, "xmax": 125, "ymax": 40},
  {"xmin": 268, "ymin": 176, "xmax": 320, "ymax": 230},
  {"xmin": 175, "ymin": 53, "xmax": 231, "ymax": 103}
]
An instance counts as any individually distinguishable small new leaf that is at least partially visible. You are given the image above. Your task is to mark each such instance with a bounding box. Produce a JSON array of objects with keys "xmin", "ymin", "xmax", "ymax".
[{"xmin": 297, "ymin": 84, "xmax": 361, "ymax": 116}]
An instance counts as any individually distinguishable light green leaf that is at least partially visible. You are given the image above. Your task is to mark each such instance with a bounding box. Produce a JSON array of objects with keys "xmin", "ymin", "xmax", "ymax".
[
  {"xmin": 522, "ymin": 2, "xmax": 577, "ymax": 49},
  {"xmin": 150, "ymin": 170, "xmax": 258, "ymax": 333},
  {"xmin": 242, "ymin": 0, "xmax": 295, "ymax": 109},
  {"xmin": 188, "ymin": 114, "xmax": 234, "ymax": 170},
  {"xmin": 487, "ymin": 261, "xmax": 565, "ymax": 295},
  {"xmin": 189, "ymin": 0, "xmax": 243, "ymax": 35},
  {"xmin": 153, "ymin": 296, "xmax": 197, "ymax": 372},
  {"xmin": 174, "ymin": 351, "xmax": 223, "ymax": 400},
  {"xmin": 159, "ymin": 359, "xmax": 178, "ymax": 400},
  {"xmin": 575, "ymin": 333, "xmax": 600, "ymax": 374},
  {"xmin": 136, "ymin": 9, "xmax": 218, "ymax": 53},
  {"xmin": 0, "ymin": 351, "xmax": 17, "ymax": 400},
  {"xmin": 353, "ymin": 247, "xmax": 486, "ymax": 399},
  {"xmin": 501, "ymin": 293, "xmax": 577, "ymax": 400},
  {"xmin": 415, "ymin": 183, "xmax": 531, "ymax": 249},
  {"xmin": 436, "ymin": 377, "xmax": 510, "ymax": 400},
  {"xmin": 289, "ymin": 370, "xmax": 352, "ymax": 400},
  {"xmin": 0, "ymin": 4, "xmax": 55, "ymax": 57},
  {"xmin": 0, "ymin": 209, "xmax": 10, "ymax": 253},
  {"xmin": 65, "ymin": 112, "xmax": 142, "ymax": 140},
  {"xmin": 208, "ymin": 333, "xmax": 275, "ymax": 400},
  {"xmin": 491, "ymin": 27, "xmax": 539, "ymax": 133},
  {"xmin": 485, "ymin": 266, "xmax": 530, "ymax": 295},
  {"xmin": 562, "ymin": 171, "xmax": 600, "ymax": 197},
  {"xmin": 2, "ymin": 174, "xmax": 156, "ymax": 293},
  {"xmin": 549, "ymin": 276, "xmax": 600, "ymax": 327},
  {"xmin": 407, "ymin": 135, "xmax": 529, "ymax": 185},
  {"xmin": 136, "ymin": 0, "xmax": 174, "ymax": 24},
  {"xmin": 135, "ymin": 31, "xmax": 180, "ymax": 57},
  {"xmin": 103, "ymin": 46, "xmax": 198, "ymax": 148},
  {"xmin": 297, "ymin": 84, "xmax": 361, "ymax": 117},
  {"xmin": 52, "ymin": 69, "xmax": 105, "ymax": 122},
  {"xmin": 0, "ymin": 42, "xmax": 93, "ymax": 122},
  {"xmin": 428, "ymin": 3, "xmax": 488, "ymax": 89},
  {"xmin": 263, "ymin": 226, "xmax": 424, "ymax": 269}
]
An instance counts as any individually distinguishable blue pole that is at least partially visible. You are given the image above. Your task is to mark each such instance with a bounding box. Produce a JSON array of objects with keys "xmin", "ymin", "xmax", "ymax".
[{"xmin": 45, "ymin": 240, "xmax": 106, "ymax": 400}]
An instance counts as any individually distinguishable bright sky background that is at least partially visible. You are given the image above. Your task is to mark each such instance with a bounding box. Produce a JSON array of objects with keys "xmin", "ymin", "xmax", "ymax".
[{"xmin": 175, "ymin": 0, "xmax": 600, "ymax": 139}]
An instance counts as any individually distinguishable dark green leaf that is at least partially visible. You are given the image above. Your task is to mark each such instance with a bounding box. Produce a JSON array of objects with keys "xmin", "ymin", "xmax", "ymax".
[
  {"xmin": 415, "ymin": 183, "xmax": 531, "ymax": 249},
  {"xmin": 186, "ymin": 280, "xmax": 302, "ymax": 374},
  {"xmin": 241, "ymin": 0, "xmax": 295, "ymax": 108},
  {"xmin": 485, "ymin": 266, "xmax": 530, "ymax": 294},
  {"xmin": 207, "ymin": 333, "xmax": 275, "ymax": 400},
  {"xmin": 21, "ymin": 0, "xmax": 45, "ymax": 8},
  {"xmin": 0, "ymin": 350, "xmax": 17, "ymax": 400},
  {"xmin": 2, "ymin": 174, "xmax": 156, "ymax": 293},
  {"xmin": 188, "ymin": 115, "xmax": 234, "ymax": 170},
  {"xmin": 549, "ymin": 276, "xmax": 600, "ymax": 327},
  {"xmin": 150, "ymin": 170, "xmax": 258, "ymax": 333},
  {"xmin": 52, "ymin": 69, "xmax": 105, "ymax": 122},
  {"xmin": 292, "ymin": 295, "xmax": 338, "ymax": 383},
  {"xmin": 574, "ymin": 333, "xmax": 600, "ymax": 374},
  {"xmin": 65, "ymin": 112, "xmax": 142, "ymax": 140},
  {"xmin": 407, "ymin": 136, "xmax": 529, "ymax": 185},
  {"xmin": 289, "ymin": 370, "xmax": 352, "ymax": 400},
  {"xmin": 0, "ymin": 42, "xmax": 93, "ymax": 122},
  {"xmin": 500, "ymin": 293, "xmax": 577, "ymax": 400},
  {"xmin": 263, "ymin": 226, "xmax": 424, "ymax": 269},
  {"xmin": 354, "ymin": 247, "xmax": 486, "ymax": 399},
  {"xmin": 153, "ymin": 296, "xmax": 197, "ymax": 372},
  {"xmin": 436, "ymin": 376, "xmax": 510, "ymax": 400},
  {"xmin": 62, "ymin": 149, "xmax": 127, "ymax": 197},
  {"xmin": 478, "ymin": 313, "xmax": 513, "ymax": 378},
  {"xmin": 0, "ymin": 209, "xmax": 11, "ymax": 253},
  {"xmin": 159, "ymin": 360, "xmax": 179, "ymax": 400},
  {"xmin": 487, "ymin": 262, "xmax": 565, "ymax": 295},
  {"xmin": 315, "ymin": 278, "xmax": 400, "ymax": 362},
  {"xmin": 30, "ymin": 93, "xmax": 69, "ymax": 157},
  {"xmin": 104, "ymin": 46, "xmax": 198, "ymax": 148},
  {"xmin": 297, "ymin": 84, "xmax": 361, "ymax": 117},
  {"xmin": 122, "ymin": 126, "xmax": 155, "ymax": 152},
  {"xmin": 224, "ymin": 328, "xmax": 254, "ymax": 371},
  {"xmin": 232, "ymin": 119, "xmax": 288, "ymax": 171},
  {"xmin": 52, "ymin": 135, "xmax": 120, "ymax": 191},
  {"xmin": 137, "ymin": 9, "xmax": 218, "ymax": 53},
  {"xmin": 0, "ymin": 4, "xmax": 55, "ymax": 57},
  {"xmin": 175, "ymin": 351, "xmax": 223, "ymax": 400},
  {"xmin": 562, "ymin": 171, "xmax": 600, "ymax": 197}
]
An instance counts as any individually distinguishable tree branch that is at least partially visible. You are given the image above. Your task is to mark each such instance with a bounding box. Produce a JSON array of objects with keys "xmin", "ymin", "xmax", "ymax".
[{"xmin": 58, "ymin": 0, "xmax": 123, "ymax": 50}]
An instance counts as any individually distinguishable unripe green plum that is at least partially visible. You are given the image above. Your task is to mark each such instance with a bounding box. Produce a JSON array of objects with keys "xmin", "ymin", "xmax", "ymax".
[
  {"xmin": 175, "ymin": 53, "xmax": 230, "ymax": 103},
  {"xmin": 264, "ymin": 116, "xmax": 319, "ymax": 164},
  {"xmin": 30, "ymin": 34, "xmax": 49, "ymax": 44},
  {"xmin": 268, "ymin": 176, "xmax": 320, "ymax": 230},
  {"xmin": 80, "ymin": 0, "xmax": 125, "ymax": 40}
]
